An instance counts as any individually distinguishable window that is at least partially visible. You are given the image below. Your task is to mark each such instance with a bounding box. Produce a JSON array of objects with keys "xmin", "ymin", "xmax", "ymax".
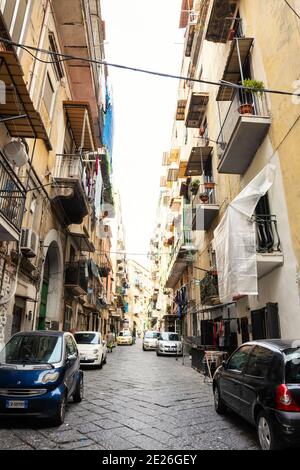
[
  {"xmin": 285, "ymin": 348, "xmax": 300, "ymax": 384},
  {"xmin": 63, "ymin": 306, "xmax": 72, "ymax": 332},
  {"xmin": 244, "ymin": 346, "xmax": 274, "ymax": 378},
  {"xmin": 227, "ymin": 345, "xmax": 252, "ymax": 372},
  {"xmin": 65, "ymin": 335, "xmax": 77, "ymax": 356},
  {"xmin": 11, "ymin": 0, "xmax": 28, "ymax": 43},
  {"xmin": 43, "ymin": 72, "xmax": 54, "ymax": 117},
  {"xmin": 48, "ymin": 33, "xmax": 64, "ymax": 80},
  {"xmin": 2, "ymin": 0, "xmax": 17, "ymax": 32}
]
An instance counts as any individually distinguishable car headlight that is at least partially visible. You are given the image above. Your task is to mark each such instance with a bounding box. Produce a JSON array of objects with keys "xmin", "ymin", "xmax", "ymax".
[
  {"xmin": 93, "ymin": 349, "xmax": 99, "ymax": 354},
  {"xmin": 41, "ymin": 371, "xmax": 60, "ymax": 384}
]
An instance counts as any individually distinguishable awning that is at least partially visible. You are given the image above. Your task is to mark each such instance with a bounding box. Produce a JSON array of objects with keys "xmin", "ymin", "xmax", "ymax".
[
  {"xmin": 63, "ymin": 101, "xmax": 97, "ymax": 151},
  {"xmin": 186, "ymin": 145, "xmax": 213, "ymax": 176},
  {"xmin": 0, "ymin": 51, "xmax": 51, "ymax": 148},
  {"xmin": 217, "ymin": 38, "xmax": 254, "ymax": 101}
]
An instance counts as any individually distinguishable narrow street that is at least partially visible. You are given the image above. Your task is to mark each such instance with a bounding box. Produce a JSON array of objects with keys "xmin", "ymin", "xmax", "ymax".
[{"xmin": 0, "ymin": 342, "xmax": 258, "ymax": 451}]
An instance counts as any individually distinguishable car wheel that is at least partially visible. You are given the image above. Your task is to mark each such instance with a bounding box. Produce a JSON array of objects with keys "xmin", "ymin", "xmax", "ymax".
[
  {"xmin": 257, "ymin": 411, "xmax": 282, "ymax": 450},
  {"xmin": 73, "ymin": 374, "xmax": 84, "ymax": 403},
  {"xmin": 103, "ymin": 355, "xmax": 107, "ymax": 365},
  {"xmin": 214, "ymin": 385, "xmax": 227, "ymax": 415},
  {"xmin": 156, "ymin": 351, "xmax": 161, "ymax": 357},
  {"xmin": 143, "ymin": 346, "xmax": 146, "ymax": 351},
  {"xmin": 51, "ymin": 392, "xmax": 67, "ymax": 426}
]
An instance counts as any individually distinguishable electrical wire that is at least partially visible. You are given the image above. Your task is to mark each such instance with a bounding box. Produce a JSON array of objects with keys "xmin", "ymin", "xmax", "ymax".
[
  {"xmin": 284, "ymin": 0, "xmax": 300, "ymax": 20},
  {"xmin": 0, "ymin": 36, "xmax": 299, "ymax": 98}
]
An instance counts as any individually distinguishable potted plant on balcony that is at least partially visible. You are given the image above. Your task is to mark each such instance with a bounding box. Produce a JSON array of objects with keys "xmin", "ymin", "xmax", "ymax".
[
  {"xmin": 190, "ymin": 179, "xmax": 200, "ymax": 195},
  {"xmin": 239, "ymin": 79, "xmax": 265, "ymax": 115},
  {"xmin": 199, "ymin": 192, "xmax": 209, "ymax": 203}
]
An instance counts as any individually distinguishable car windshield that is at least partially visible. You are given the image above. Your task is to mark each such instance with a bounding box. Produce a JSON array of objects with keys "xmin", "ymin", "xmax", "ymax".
[
  {"xmin": 74, "ymin": 333, "xmax": 99, "ymax": 345},
  {"xmin": 284, "ymin": 348, "xmax": 300, "ymax": 383},
  {"xmin": 160, "ymin": 333, "xmax": 180, "ymax": 341},
  {"xmin": 145, "ymin": 332, "xmax": 159, "ymax": 339},
  {"xmin": 0, "ymin": 335, "xmax": 62, "ymax": 365},
  {"xmin": 119, "ymin": 331, "xmax": 131, "ymax": 337}
]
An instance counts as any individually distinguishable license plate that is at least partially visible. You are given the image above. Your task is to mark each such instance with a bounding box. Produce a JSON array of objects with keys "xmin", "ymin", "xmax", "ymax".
[{"xmin": 6, "ymin": 400, "xmax": 28, "ymax": 409}]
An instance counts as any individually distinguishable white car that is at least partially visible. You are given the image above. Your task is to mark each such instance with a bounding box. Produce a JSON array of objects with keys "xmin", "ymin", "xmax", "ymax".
[
  {"xmin": 74, "ymin": 331, "xmax": 107, "ymax": 368},
  {"xmin": 143, "ymin": 331, "xmax": 159, "ymax": 351},
  {"xmin": 156, "ymin": 332, "xmax": 183, "ymax": 357}
]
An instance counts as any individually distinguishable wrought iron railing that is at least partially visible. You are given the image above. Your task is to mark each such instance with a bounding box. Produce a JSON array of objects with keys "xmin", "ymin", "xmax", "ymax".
[
  {"xmin": 200, "ymin": 271, "xmax": 219, "ymax": 306},
  {"xmin": 65, "ymin": 261, "xmax": 88, "ymax": 293},
  {"xmin": 53, "ymin": 154, "xmax": 89, "ymax": 194},
  {"xmin": 192, "ymin": 183, "xmax": 218, "ymax": 205},
  {"xmin": 0, "ymin": 154, "xmax": 26, "ymax": 231},
  {"xmin": 253, "ymin": 215, "xmax": 281, "ymax": 253},
  {"xmin": 217, "ymin": 88, "xmax": 270, "ymax": 158}
]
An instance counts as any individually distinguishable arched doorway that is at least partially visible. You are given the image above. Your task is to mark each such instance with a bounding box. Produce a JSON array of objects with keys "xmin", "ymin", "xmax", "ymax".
[{"xmin": 37, "ymin": 234, "xmax": 63, "ymax": 330}]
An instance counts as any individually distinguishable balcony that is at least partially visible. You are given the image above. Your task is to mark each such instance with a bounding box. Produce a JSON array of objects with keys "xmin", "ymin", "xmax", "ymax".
[
  {"xmin": 185, "ymin": 138, "xmax": 213, "ymax": 177},
  {"xmin": 200, "ymin": 272, "xmax": 220, "ymax": 306},
  {"xmin": 69, "ymin": 222, "xmax": 95, "ymax": 252},
  {"xmin": 65, "ymin": 261, "xmax": 88, "ymax": 296},
  {"xmin": 184, "ymin": 11, "xmax": 198, "ymax": 57},
  {"xmin": 192, "ymin": 183, "xmax": 219, "ymax": 231},
  {"xmin": 51, "ymin": 154, "xmax": 89, "ymax": 226},
  {"xmin": 206, "ymin": 0, "xmax": 238, "ymax": 43},
  {"xmin": 254, "ymin": 215, "xmax": 284, "ymax": 279},
  {"xmin": 165, "ymin": 231, "xmax": 196, "ymax": 288},
  {"xmin": 0, "ymin": 154, "xmax": 26, "ymax": 241},
  {"xmin": 185, "ymin": 92, "xmax": 209, "ymax": 128},
  {"xmin": 218, "ymin": 89, "xmax": 271, "ymax": 174}
]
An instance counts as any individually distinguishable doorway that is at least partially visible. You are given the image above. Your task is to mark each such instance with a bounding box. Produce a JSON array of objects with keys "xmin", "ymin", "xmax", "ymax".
[{"xmin": 11, "ymin": 305, "xmax": 23, "ymax": 336}]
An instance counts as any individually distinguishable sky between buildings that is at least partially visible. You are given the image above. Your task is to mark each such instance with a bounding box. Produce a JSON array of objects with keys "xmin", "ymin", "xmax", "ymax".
[{"xmin": 101, "ymin": 0, "xmax": 184, "ymax": 267}]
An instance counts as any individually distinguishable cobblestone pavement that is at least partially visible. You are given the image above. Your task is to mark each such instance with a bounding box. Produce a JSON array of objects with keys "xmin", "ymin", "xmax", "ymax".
[{"xmin": 0, "ymin": 340, "xmax": 259, "ymax": 450}]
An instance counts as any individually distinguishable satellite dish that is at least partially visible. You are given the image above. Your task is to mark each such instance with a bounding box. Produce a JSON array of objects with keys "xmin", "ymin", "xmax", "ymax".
[{"xmin": 4, "ymin": 140, "xmax": 29, "ymax": 167}]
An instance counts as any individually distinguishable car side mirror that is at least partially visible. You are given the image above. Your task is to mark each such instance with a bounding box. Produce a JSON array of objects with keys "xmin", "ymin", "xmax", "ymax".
[{"xmin": 222, "ymin": 360, "xmax": 228, "ymax": 369}]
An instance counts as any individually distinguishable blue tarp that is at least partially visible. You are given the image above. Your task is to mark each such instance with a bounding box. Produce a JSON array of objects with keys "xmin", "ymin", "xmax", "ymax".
[{"xmin": 103, "ymin": 87, "xmax": 114, "ymax": 168}]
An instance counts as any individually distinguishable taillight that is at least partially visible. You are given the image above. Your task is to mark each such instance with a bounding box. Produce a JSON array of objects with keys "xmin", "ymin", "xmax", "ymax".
[{"xmin": 276, "ymin": 384, "xmax": 300, "ymax": 412}]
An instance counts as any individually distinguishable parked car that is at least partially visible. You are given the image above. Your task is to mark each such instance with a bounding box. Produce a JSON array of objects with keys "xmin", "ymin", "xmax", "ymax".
[
  {"xmin": 213, "ymin": 339, "xmax": 300, "ymax": 450},
  {"xmin": 156, "ymin": 332, "xmax": 183, "ymax": 356},
  {"xmin": 74, "ymin": 332, "xmax": 107, "ymax": 368},
  {"xmin": 143, "ymin": 331, "xmax": 160, "ymax": 351},
  {"xmin": 0, "ymin": 331, "xmax": 83, "ymax": 426},
  {"xmin": 117, "ymin": 330, "xmax": 133, "ymax": 346}
]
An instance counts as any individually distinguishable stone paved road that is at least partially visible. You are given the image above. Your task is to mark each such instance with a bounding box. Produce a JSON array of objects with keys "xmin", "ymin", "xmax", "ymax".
[{"xmin": 0, "ymin": 340, "xmax": 259, "ymax": 450}]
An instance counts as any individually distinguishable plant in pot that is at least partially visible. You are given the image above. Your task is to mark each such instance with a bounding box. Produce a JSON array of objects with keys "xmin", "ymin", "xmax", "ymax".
[
  {"xmin": 199, "ymin": 192, "xmax": 209, "ymax": 203},
  {"xmin": 239, "ymin": 79, "xmax": 265, "ymax": 115},
  {"xmin": 190, "ymin": 179, "xmax": 200, "ymax": 195}
]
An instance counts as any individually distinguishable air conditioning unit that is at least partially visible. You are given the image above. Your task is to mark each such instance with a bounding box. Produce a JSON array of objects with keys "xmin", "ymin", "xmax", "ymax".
[{"xmin": 20, "ymin": 229, "xmax": 39, "ymax": 258}]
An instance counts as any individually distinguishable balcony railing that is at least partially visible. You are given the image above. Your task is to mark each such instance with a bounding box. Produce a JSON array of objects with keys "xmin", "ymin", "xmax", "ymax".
[
  {"xmin": 253, "ymin": 215, "xmax": 281, "ymax": 253},
  {"xmin": 65, "ymin": 261, "xmax": 88, "ymax": 295},
  {"xmin": 192, "ymin": 183, "xmax": 218, "ymax": 205},
  {"xmin": 218, "ymin": 89, "xmax": 269, "ymax": 150},
  {"xmin": 52, "ymin": 154, "xmax": 90, "ymax": 225},
  {"xmin": 200, "ymin": 272, "xmax": 219, "ymax": 305},
  {"xmin": 53, "ymin": 154, "xmax": 85, "ymax": 184},
  {"xmin": 0, "ymin": 154, "xmax": 26, "ymax": 234},
  {"xmin": 217, "ymin": 89, "xmax": 271, "ymax": 174}
]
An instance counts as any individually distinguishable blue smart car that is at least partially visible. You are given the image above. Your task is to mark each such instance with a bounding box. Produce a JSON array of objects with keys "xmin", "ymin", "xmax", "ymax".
[{"xmin": 0, "ymin": 331, "xmax": 83, "ymax": 426}]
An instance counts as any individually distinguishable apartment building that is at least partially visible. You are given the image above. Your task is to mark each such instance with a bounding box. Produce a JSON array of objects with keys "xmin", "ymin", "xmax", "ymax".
[
  {"xmin": 153, "ymin": 0, "xmax": 300, "ymax": 351},
  {"xmin": 0, "ymin": 0, "xmax": 116, "ymax": 347},
  {"xmin": 126, "ymin": 259, "xmax": 152, "ymax": 336}
]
